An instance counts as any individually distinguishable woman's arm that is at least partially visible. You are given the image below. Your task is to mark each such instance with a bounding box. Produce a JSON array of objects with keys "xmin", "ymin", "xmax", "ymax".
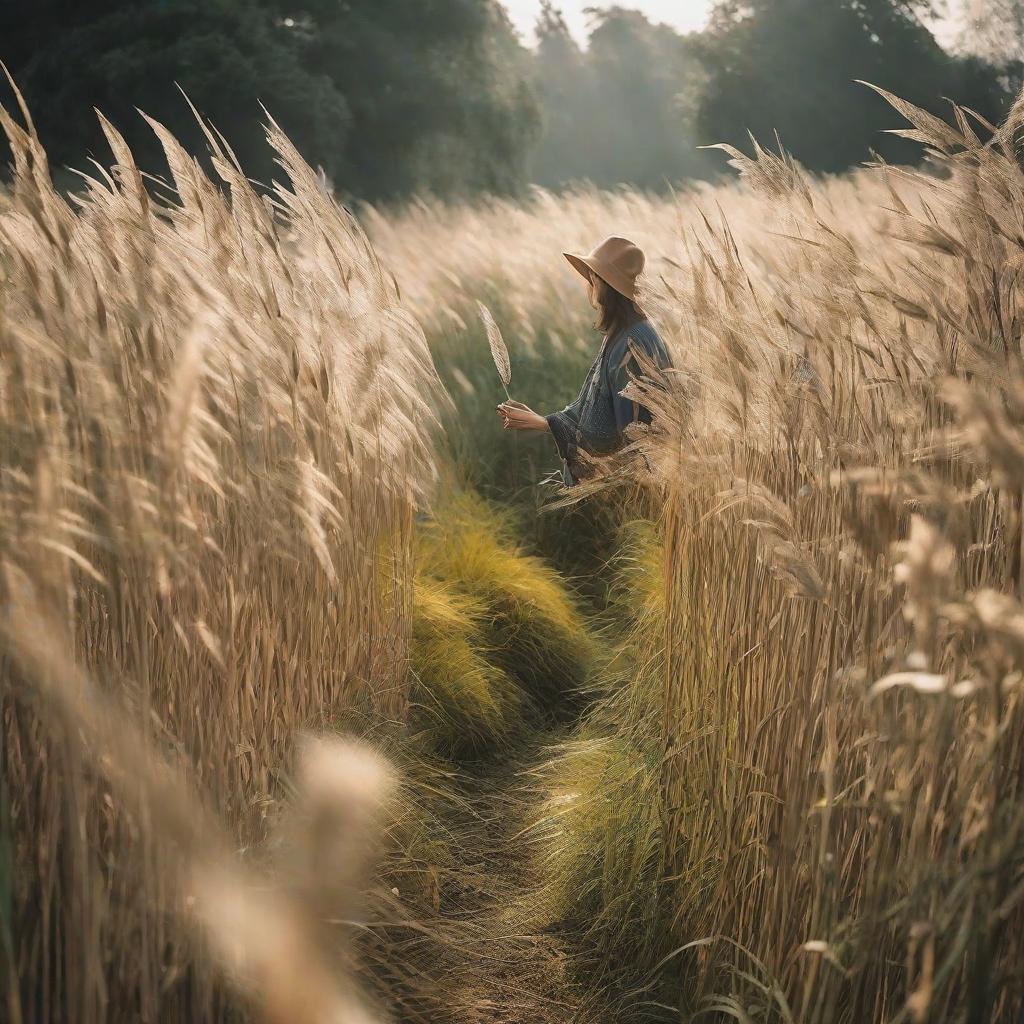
[
  {"xmin": 497, "ymin": 400, "xmax": 582, "ymax": 468},
  {"xmin": 497, "ymin": 400, "xmax": 550, "ymax": 432}
]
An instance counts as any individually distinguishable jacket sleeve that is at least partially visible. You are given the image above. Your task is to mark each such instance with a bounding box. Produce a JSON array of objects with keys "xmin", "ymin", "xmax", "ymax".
[
  {"xmin": 608, "ymin": 332, "xmax": 656, "ymax": 433},
  {"xmin": 545, "ymin": 403, "xmax": 580, "ymax": 463}
]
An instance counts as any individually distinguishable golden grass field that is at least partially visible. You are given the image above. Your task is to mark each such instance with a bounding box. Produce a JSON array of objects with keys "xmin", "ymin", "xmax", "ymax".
[{"xmin": 2, "ymin": 80, "xmax": 1024, "ymax": 1024}]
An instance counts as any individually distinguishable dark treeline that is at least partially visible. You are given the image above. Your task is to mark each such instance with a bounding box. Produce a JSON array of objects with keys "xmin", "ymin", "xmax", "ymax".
[
  {"xmin": 531, "ymin": 0, "xmax": 1022, "ymax": 189},
  {"xmin": 0, "ymin": 0, "xmax": 539, "ymax": 199},
  {"xmin": 0, "ymin": 0, "xmax": 1021, "ymax": 202}
]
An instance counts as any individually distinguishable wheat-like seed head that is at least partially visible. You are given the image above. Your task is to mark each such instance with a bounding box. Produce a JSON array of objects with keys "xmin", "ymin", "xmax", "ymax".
[{"xmin": 478, "ymin": 300, "xmax": 512, "ymax": 396}]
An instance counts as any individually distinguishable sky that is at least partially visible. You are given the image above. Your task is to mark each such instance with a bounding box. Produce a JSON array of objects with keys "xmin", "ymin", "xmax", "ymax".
[
  {"xmin": 502, "ymin": 0, "xmax": 715, "ymax": 46},
  {"xmin": 501, "ymin": 0, "xmax": 962, "ymax": 49}
]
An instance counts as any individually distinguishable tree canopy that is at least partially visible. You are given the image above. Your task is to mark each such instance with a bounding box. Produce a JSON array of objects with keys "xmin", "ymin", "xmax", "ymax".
[
  {"xmin": 0, "ymin": 0, "xmax": 1020, "ymax": 201},
  {"xmin": 529, "ymin": 2, "xmax": 714, "ymax": 190},
  {"xmin": 695, "ymin": 0, "xmax": 1019, "ymax": 173},
  {"xmin": 0, "ymin": 0, "xmax": 538, "ymax": 201}
]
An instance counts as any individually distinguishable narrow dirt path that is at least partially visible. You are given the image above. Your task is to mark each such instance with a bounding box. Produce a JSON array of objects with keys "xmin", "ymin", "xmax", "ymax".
[{"xmin": 434, "ymin": 732, "xmax": 615, "ymax": 1024}]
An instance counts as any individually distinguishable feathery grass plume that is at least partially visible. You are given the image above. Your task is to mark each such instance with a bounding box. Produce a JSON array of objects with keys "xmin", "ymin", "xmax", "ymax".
[
  {"xmin": 0, "ymin": 83, "xmax": 443, "ymax": 1023},
  {"xmin": 478, "ymin": 300, "xmax": 512, "ymax": 399},
  {"xmin": 600, "ymin": 84, "xmax": 1024, "ymax": 1021},
  {"xmin": 2, "ymin": 569, "xmax": 391, "ymax": 1024}
]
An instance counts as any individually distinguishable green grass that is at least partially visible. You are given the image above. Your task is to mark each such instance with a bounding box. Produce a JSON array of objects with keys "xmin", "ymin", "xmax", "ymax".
[
  {"xmin": 526, "ymin": 519, "xmax": 673, "ymax": 998},
  {"xmin": 529, "ymin": 734, "xmax": 664, "ymax": 968},
  {"xmin": 416, "ymin": 489, "xmax": 598, "ymax": 708},
  {"xmin": 405, "ymin": 307, "xmax": 671, "ymax": 1009},
  {"xmin": 409, "ymin": 575, "xmax": 524, "ymax": 756}
]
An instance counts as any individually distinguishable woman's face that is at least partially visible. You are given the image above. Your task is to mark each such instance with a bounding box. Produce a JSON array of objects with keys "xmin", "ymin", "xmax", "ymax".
[{"xmin": 586, "ymin": 271, "xmax": 604, "ymax": 310}]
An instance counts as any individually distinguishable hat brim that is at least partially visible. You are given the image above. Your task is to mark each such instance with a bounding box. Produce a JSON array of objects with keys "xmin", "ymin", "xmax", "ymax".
[
  {"xmin": 563, "ymin": 252, "xmax": 594, "ymax": 284},
  {"xmin": 562, "ymin": 251, "xmax": 636, "ymax": 301}
]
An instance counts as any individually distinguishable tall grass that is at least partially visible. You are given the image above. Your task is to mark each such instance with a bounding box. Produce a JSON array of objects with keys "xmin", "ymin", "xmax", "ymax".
[
  {"xmin": 629, "ymin": 92, "xmax": 1024, "ymax": 1020},
  {"xmin": 410, "ymin": 573, "xmax": 524, "ymax": 755},
  {"xmin": 6, "ymin": 66, "xmax": 1024, "ymax": 1024},
  {"xmin": 4, "ymin": 587, "xmax": 396, "ymax": 1024},
  {"xmin": 0, "ymin": 90, "xmax": 441, "ymax": 1022},
  {"xmin": 385, "ymin": 86, "xmax": 1024, "ymax": 1020}
]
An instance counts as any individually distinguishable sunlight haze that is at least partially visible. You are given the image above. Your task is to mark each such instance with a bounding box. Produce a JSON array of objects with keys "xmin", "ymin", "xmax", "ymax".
[
  {"xmin": 502, "ymin": 0, "xmax": 715, "ymax": 45},
  {"xmin": 502, "ymin": 0, "xmax": 963, "ymax": 49}
]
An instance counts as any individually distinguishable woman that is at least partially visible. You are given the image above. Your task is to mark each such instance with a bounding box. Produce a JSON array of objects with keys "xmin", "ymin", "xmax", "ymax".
[{"xmin": 497, "ymin": 235, "xmax": 670, "ymax": 486}]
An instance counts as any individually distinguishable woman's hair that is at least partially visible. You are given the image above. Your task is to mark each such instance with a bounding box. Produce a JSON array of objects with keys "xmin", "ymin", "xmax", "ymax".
[{"xmin": 590, "ymin": 272, "xmax": 644, "ymax": 337}]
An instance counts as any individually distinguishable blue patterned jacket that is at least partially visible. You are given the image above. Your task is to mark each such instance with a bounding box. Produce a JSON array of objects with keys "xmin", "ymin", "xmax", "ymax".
[{"xmin": 544, "ymin": 314, "xmax": 671, "ymax": 486}]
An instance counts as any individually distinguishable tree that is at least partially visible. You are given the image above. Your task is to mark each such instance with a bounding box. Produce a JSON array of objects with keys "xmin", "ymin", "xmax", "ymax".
[
  {"xmin": 1, "ymin": 1, "xmax": 350, "ymax": 188},
  {"xmin": 528, "ymin": 2, "xmax": 593, "ymax": 186},
  {"xmin": 696, "ymin": 0, "xmax": 1016, "ymax": 173},
  {"xmin": 529, "ymin": 4, "xmax": 714, "ymax": 191},
  {"xmin": 587, "ymin": 9, "xmax": 713, "ymax": 186},
  {"xmin": 259, "ymin": 0, "xmax": 540, "ymax": 200},
  {"xmin": 0, "ymin": 0, "xmax": 540, "ymax": 203}
]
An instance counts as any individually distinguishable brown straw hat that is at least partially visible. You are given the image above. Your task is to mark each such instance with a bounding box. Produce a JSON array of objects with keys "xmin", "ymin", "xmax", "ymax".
[{"xmin": 563, "ymin": 236, "xmax": 645, "ymax": 301}]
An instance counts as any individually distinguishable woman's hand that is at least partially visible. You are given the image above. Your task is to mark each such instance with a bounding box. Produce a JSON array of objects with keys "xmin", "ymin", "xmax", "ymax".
[{"xmin": 497, "ymin": 400, "xmax": 549, "ymax": 432}]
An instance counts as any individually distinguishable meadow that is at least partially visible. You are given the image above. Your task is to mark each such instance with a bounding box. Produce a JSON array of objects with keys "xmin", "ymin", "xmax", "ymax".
[{"xmin": 2, "ymin": 78, "xmax": 1024, "ymax": 1024}]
